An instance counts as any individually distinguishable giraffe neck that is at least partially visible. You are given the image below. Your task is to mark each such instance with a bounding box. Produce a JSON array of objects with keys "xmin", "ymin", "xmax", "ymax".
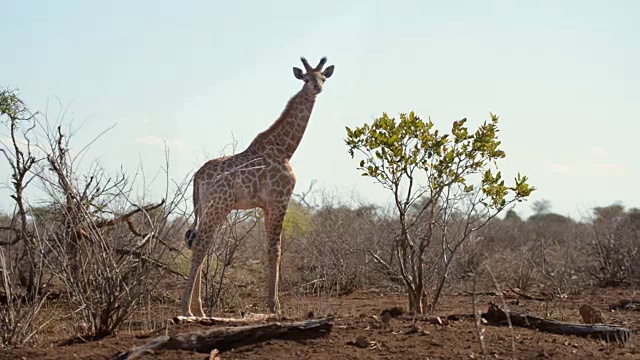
[{"xmin": 249, "ymin": 88, "xmax": 317, "ymax": 159}]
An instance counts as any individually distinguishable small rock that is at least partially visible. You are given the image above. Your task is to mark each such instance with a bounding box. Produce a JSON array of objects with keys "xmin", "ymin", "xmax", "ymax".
[
  {"xmin": 380, "ymin": 306, "xmax": 404, "ymax": 318},
  {"xmin": 405, "ymin": 324, "xmax": 428, "ymax": 335},
  {"xmin": 405, "ymin": 325, "xmax": 419, "ymax": 335},
  {"xmin": 381, "ymin": 311, "xmax": 392, "ymax": 328},
  {"xmin": 355, "ymin": 336, "xmax": 369, "ymax": 348}
]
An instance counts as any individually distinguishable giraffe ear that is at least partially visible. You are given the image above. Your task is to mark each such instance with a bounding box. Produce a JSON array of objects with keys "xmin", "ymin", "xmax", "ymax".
[
  {"xmin": 293, "ymin": 67, "xmax": 305, "ymax": 80},
  {"xmin": 322, "ymin": 65, "xmax": 334, "ymax": 78}
]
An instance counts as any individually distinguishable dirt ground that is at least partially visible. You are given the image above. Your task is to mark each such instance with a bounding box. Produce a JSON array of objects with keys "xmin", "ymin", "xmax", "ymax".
[{"xmin": 2, "ymin": 288, "xmax": 639, "ymax": 360}]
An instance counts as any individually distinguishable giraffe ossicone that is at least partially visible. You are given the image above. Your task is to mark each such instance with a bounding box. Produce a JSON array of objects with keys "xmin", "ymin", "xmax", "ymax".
[{"xmin": 181, "ymin": 56, "xmax": 335, "ymax": 317}]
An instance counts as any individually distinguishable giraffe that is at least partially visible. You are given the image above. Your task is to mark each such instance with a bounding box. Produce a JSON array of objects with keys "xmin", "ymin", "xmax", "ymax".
[{"xmin": 181, "ymin": 56, "xmax": 335, "ymax": 316}]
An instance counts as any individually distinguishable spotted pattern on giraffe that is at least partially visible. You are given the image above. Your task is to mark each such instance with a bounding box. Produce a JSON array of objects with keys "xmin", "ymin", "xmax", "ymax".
[{"xmin": 181, "ymin": 56, "xmax": 335, "ymax": 317}]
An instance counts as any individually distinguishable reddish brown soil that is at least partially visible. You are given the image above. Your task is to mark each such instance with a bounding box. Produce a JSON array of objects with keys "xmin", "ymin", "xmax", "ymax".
[{"xmin": 2, "ymin": 288, "xmax": 639, "ymax": 360}]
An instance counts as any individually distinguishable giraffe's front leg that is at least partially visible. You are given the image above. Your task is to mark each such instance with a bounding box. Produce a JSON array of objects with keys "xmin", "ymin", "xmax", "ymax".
[{"xmin": 263, "ymin": 203, "xmax": 287, "ymax": 314}]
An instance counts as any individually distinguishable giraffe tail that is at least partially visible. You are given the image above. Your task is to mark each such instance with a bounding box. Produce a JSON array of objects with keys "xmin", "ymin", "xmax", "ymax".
[
  {"xmin": 185, "ymin": 177, "xmax": 200, "ymax": 249},
  {"xmin": 185, "ymin": 229, "xmax": 197, "ymax": 249}
]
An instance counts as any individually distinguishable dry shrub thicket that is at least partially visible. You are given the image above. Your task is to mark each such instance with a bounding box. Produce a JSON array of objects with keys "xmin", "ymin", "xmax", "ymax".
[
  {"xmin": 471, "ymin": 205, "xmax": 639, "ymax": 296},
  {"xmin": 0, "ymin": 90, "xmax": 191, "ymax": 346},
  {"xmin": 1, "ymin": 88, "xmax": 638, "ymax": 348},
  {"xmin": 281, "ymin": 195, "xmax": 639, "ymax": 297},
  {"xmin": 200, "ymin": 208, "xmax": 260, "ymax": 313}
]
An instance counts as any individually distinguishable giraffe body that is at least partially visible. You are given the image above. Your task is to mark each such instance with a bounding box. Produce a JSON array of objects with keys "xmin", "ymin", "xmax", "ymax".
[{"xmin": 182, "ymin": 57, "xmax": 334, "ymax": 316}]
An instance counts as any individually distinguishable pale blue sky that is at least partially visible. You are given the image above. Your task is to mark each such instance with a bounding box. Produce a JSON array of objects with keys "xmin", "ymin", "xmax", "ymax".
[{"xmin": 1, "ymin": 0, "xmax": 638, "ymax": 219}]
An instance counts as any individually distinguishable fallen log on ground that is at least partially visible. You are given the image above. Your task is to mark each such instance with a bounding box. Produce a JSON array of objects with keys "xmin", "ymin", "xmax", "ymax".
[
  {"xmin": 112, "ymin": 316, "xmax": 333, "ymax": 360},
  {"xmin": 609, "ymin": 299, "xmax": 640, "ymax": 312},
  {"xmin": 482, "ymin": 302, "xmax": 630, "ymax": 344},
  {"xmin": 171, "ymin": 312, "xmax": 275, "ymax": 325}
]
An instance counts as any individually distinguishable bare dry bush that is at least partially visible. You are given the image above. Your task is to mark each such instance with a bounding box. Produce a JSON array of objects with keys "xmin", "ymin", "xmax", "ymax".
[
  {"xmin": 450, "ymin": 201, "xmax": 638, "ymax": 301},
  {"xmin": 491, "ymin": 214, "xmax": 587, "ymax": 294},
  {"xmin": 587, "ymin": 205, "xmax": 639, "ymax": 286},
  {"xmin": 0, "ymin": 88, "xmax": 50, "ymax": 348},
  {"xmin": 456, "ymin": 212, "xmax": 590, "ymax": 297},
  {"xmin": 33, "ymin": 121, "xmax": 189, "ymax": 337},
  {"xmin": 285, "ymin": 197, "xmax": 395, "ymax": 298},
  {"xmin": 200, "ymin": 209, "xmax": 259, "ymax": 312},
  {"xmin": 1, "ymin": 90, "xmax": 191, "ymax": 343}
]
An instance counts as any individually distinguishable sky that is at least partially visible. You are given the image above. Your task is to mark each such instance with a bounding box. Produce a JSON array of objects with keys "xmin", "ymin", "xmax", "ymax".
[{"xmin": 1, "ymin": 0, "xmax": 638, "ymax": 220}]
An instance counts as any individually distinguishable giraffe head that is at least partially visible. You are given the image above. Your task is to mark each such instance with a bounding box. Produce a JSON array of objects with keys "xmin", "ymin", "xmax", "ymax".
[{"xmin": 293, "ymin": 57, "xmax": 335, "ymax": 96}]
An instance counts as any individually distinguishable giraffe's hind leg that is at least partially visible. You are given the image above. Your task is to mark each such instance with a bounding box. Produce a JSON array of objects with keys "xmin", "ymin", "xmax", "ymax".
[
  {"xmin": 181, "ymin": 204, "xmax": 230, "ymax": 317},
  {"xmin": 181, "ymin": 238, "xmax": 207, "ymax": 317},
  {"xmin": 192, "ymin": 258, "xmax": 205, "ymax": 317}
]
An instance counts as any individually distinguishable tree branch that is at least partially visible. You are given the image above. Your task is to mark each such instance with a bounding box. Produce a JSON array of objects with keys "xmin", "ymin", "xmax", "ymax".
[
  {"xmin": 95, "ymin": 199, "xmax": 165, "ymax": 229},
  {"xmin": 114, "ymin": 248, "xmax": 185, "ymax": 279}
]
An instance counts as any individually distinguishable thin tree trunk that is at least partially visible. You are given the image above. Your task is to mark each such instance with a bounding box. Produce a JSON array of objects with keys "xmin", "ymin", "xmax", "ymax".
[{"xmin": 408, "ymin": 284, "xmax": 424, "ymax": 315}]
